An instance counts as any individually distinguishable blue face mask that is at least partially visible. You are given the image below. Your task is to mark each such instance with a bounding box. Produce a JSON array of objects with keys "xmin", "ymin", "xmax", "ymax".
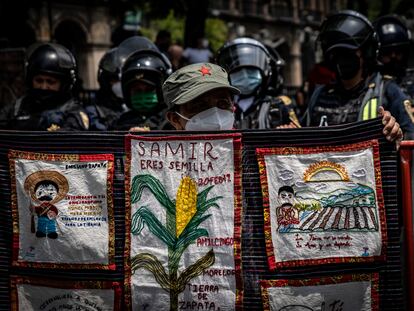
[{"xmin": 229, "ymin": 68, "xmax": 262, "ymax": 96}]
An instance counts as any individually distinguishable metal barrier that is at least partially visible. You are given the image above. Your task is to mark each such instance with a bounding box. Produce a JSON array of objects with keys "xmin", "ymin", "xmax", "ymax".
[{"xmin": 400, "ymin": 141, "xmax": 414, "ymax": 310}]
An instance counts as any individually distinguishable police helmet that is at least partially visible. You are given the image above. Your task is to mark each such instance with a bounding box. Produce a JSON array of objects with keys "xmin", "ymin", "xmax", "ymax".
[
  {"xmin": 264, "ymin": 44, "xmax": 285, "ymax": 94},
  {"xmin": 216, "ymin": 37, "xmax": 274, "ymax": 77},
  {"xmin": 117, "ymin": 36, "xmax": 160, "ymax": 65},
  {"xmin": 121, "ymin": 47, "xmax": 172, "ymax": 108},
  {"xmin": 318, "ymin": 10, "xmax": 378, "ymax": 68},
  {"xmin": 374, "ymin": 14, "xmax": 411, "ymax": 58},
  {"xmin": 25, "ymin": 43, "xmax": 77, "ymax": 92},
  {"xmin": 97, "ymin": 48, "xmax": 121, "ymax": 90},
  {"xmin": 216, "ymin": 37, "xmax": 278, "ymax": 95}
]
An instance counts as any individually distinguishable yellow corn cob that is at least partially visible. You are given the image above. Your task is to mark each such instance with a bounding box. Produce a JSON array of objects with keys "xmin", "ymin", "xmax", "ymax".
[{"xmin": 175, "ymin": 176, "xmax": 197, "ymax": 237}]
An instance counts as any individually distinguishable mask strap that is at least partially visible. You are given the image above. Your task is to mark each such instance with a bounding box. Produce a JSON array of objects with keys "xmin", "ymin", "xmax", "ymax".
[{"xmin": 175, "ymin": 111, "xmax": 190, "ymax": 121}]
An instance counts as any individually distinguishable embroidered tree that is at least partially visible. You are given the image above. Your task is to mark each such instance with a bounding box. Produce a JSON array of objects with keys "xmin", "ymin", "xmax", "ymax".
[{"xmin": 130, "ymin": 174, "xmax": 221, "ymax": 310}]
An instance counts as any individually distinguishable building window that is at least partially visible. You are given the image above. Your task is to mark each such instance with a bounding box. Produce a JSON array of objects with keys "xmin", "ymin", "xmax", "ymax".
[{"xmin": 269, "ymin": 0, "xmax": 291, "ymax": 18}]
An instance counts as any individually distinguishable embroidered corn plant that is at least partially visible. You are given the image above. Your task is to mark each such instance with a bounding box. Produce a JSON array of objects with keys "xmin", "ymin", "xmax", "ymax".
[{"xmin": 130, "ymin": 174, "xmax": 222, "ymax": 310}]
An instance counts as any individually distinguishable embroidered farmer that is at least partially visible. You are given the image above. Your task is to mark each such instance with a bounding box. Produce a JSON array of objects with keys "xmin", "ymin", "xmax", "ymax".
[
  {"xmin": 276, "ymin": 186, "xmax": 299, "ymax": 227},
  {"xmin": 277, "ymin": 185, "xmax": 295, "ymax": 205},
  {"xmin": 24, "ymin": 171, "xmax": 69, "ymax": 239}
]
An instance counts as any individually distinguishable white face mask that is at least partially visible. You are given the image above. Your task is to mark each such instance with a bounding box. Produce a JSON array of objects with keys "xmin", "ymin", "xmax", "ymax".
[
  {"xmin": 111, "ymin": 81, "xmax": 123, "ymax": 99},
  {"xmin": 176, "ymin": 107, "xmax": 235, "ymax": 131}
]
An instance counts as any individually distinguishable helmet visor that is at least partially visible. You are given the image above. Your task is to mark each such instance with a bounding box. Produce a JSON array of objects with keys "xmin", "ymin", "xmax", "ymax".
[
  {"xmin": 320, "ymin": 14, "xmax": 372, "ymax": 52},
  {"xmin": 217, "ymin": 44, "xmax": 269, "ymax": 74}
]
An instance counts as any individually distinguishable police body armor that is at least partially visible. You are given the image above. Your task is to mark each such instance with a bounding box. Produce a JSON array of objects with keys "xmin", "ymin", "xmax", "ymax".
[
  {"xmin": 234, "ymin": 94, "xmax": 298, "ymax": 129},
  {"xmin": 401, "ymin": 68, "xmax": 414, "ymax": 118},
  {"xmin": 6, "ymin": 96, "xmax": 89, "ymax": 131},
  {"xmin": 112, "ymin": 108, "xmax": 171, "ymax": 131},
  {"xmin": 306, "ymin": 72, "xmax": 389, "ymax": 127}
]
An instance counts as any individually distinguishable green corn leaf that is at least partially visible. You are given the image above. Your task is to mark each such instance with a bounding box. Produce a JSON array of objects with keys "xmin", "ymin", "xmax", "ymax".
[
  {"xmin": 178, "ymin": 214, "xmax": 212, "ymax": 240},
  {"xmin": 197, "ymin": 197, "xmax": 222, "ymax": 214},
  {"xmin": 175, "ymin": 249, "xmax": 215, "ymax": 293},
  {"xmin": 131, "ymin": 253, "xmax": 171, "ymax": 291},
  {"xmin": 169, "ymin": 227, "xmax": 210, "ymax": 270},
  {"xmin": 131, "ymin": 175, "xmax": 175, "ymax": 215},
  {"xmin": 169, "ymin": 226, "xmax": 210, "ymax": 270},
  {"xmin": 197, "ymin": 185, "xmax": 214, "ymax": 204},
  {"xmin": 131, "ymin": 206, "xmax": 176, "ymax": 248},
  {"xmin": 176, "ymin": 228, "xmax": 209, "ymax": 249}
]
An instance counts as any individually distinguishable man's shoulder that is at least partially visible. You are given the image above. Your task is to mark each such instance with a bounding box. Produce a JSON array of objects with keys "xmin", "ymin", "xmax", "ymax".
[
  {"xmin": 58, "ymin": 98, "xmax": 84, "ymax": 111},
  {"xmin": 383, "ymin": 77, "xmax": 409, "ymax": 101}
]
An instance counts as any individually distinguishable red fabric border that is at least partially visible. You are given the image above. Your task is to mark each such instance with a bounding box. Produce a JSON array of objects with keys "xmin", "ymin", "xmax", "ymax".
[
  {"xmin": 260, "ymin": 273, "xmax": 380, "ymax": 311},
  {"xmin": 10, "ymin": 276, "xmax": 122, "ymax": 311},
  {"xmin": 256, "ymin": 140, "xmax": 387, "ymax": 270},
  {"xmin": 124, "ymin": 133, "xmax": 243, "ymax": 310},
  {"xmin": 8, "ymin": 150, "xmax": 116, "ymax": 270}
]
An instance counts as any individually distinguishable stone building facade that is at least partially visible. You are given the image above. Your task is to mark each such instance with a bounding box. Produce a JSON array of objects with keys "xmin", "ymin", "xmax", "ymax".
[{"xmin": 1, "ymin": 0, "xmax": 412, "ymax": 91}]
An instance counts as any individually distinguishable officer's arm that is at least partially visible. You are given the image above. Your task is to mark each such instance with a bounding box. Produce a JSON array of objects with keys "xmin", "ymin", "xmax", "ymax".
[
  {"xmin": 384, "ymin": 82, "xmax": 414, "ymax": 139},
  {"xmin": 62, "ymin": 111, "xmax": 90, "ymax": 131},
  {"xmin": 0, "ymin": 103, "xmax": 14, "ymax": 129}
]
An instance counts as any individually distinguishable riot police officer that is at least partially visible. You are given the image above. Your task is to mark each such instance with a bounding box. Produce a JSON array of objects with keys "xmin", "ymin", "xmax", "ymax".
[
  {"xmin": 375, "ymin": 14, "xmax": 411, "ymax": 82},
  {"xmin": 216, "ymin": 37, "xmax": 299, "ymax": 129},
  {"xmin": 305, "ymin": 10, "xmax": 413, "ymax": 139},
  {"xmin": 374, "ymin": 14, "xmax": 414, "ymax": 118},
  {"xmin": 112, "ymin": 36, "xmax": 172, "ymax": 130},
  {"xmin": 0, "ymin": 43, "xmax": 89, "ymax": 131},
  {"xmin": 85, "ymin": 48, "xmax": 129, "ymax": 130}
]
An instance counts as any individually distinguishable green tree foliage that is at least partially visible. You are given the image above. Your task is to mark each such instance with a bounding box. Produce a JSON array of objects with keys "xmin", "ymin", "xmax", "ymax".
[
  {"xmin": 140, "ymin": 10, "xmax": 185, "ymax": 44},
  {"xmin": 205, "ymin": 18, "xmax": 228, "ymax": 53},
  {"xmin": 140, "ymin": 10, "xmax": 228, "ymax": 50}
]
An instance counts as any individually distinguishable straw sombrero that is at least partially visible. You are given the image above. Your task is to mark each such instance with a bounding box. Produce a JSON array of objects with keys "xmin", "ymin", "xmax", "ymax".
[{"xmin": 24, "ymin": 170, "xmax": 69, "ymax": 204}]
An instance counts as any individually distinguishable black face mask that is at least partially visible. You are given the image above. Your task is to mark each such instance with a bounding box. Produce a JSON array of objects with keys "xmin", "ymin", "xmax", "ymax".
[
  {"xmin": 26, "ymin": 89, "xmax": 69, "ymax": 111},
  {"xmin": 381, "ymin": 60, "xmax": 406, "ymax": 79},
  {"xmin": 328, "ymin": 50, "xmax": 361, "ymax": 80}
]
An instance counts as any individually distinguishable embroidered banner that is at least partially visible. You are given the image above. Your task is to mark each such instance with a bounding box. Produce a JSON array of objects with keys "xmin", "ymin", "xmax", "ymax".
[
  {"xmin": 260, "ymin": 273, "xmax": 379, "ymax": 311},
  {"xmin": 10, "ymin": 276, "xmax": 122, "ymax": 310},
  {"xmin": 9, "ymin": 150, "xmax": 115, "ymax": 269},
  {"xmin": 125, "ymin": 134, "xmax": 243, "ymax": 310},
  {"xmin": 257, "ymin": 140, "xmax": 386, "ymax": 269}
]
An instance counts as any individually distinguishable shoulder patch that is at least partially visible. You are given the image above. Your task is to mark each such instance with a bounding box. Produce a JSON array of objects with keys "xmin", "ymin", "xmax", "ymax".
[
  {"xmin": 383, "ymin": 75, "xmax": 394, "ymax": 80},
  {"xmin": 47, "ymin": 124, "xmax": 60, "ymax": 132},
  {"xmin": 277, "ymin": 95, "xmax": 292, "ymax": 106},
  {"xmin": 79, "ymin": 111, "xmax": 90, "ymax": 130},
  {"xmin": 404, "ymin": 100, "xmax": 414, "ymax": 123}
]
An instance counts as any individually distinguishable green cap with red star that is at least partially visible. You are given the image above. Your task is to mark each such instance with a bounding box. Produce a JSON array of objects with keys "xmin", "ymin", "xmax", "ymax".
[{"xmin": 162, "ymin": 62, "xmax": 240, "ymax": 108}]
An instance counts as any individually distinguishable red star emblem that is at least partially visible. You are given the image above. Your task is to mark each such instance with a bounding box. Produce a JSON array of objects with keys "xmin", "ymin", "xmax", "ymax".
[{"xmin": 199, "ymin": 65, "xmax": 211, "ymax": 76}]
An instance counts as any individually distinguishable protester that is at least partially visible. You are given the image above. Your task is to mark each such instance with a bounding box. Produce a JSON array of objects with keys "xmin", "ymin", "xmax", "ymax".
[
  {"xmin": 304, "ymin": 10, "xmax": 413, "ymax": 141},
  {"xmin": 163, "ymin": 63, "xmax": 240, "ymax": 130},
  {"xmin": 182, "ymin": 37, "xmax": 213, "ymax": 64},
  {"xmin": 168, "ymin": 44, "xmax": 185, "ymax": 71},
  {"xmin": 216, "ymin": 37, "xmax": 299, "ymax": 129},
  {"xmin": 155, "ymin": 30, "xmax": 172, "ymax": 57},
  {"xmin": 0, "ymin": 43, "xmax": 89, "ymax": 131}
]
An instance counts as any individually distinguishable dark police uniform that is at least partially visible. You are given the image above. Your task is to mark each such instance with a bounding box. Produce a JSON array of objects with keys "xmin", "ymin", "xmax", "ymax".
[
  {"xmin": 112, "ymin": 109, "xmax": 170, "ymax": 131},
  {"xmin": 85, "ymin": 91, "xmax": 128, "ymax": 130},
  {"xmin": 0, "ymin": 96, "xmax": 89, "ymax": 131},
  {"xmin": 234, "ymin": 94, "xmax": 298, "ymax": 129},
  {"xmin": 305, "ymin": 72, "xmax": 414, "ymax": 137}
]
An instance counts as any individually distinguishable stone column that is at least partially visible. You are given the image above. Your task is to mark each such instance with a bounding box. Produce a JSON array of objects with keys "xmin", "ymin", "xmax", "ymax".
[
  {"xmin": 288, "ymin": 0, "xmax": 302, "ymax": 87},
  {"xmin": 84, "ymin": 9, "xmax": 112, "ymax": 90},
  {"xmin": 36, "ymin": 4, "xmax": 52, "ymax": 42},
  {"xmin": 289, "ymin": 29, "xmax": 303, "ymax": 87}
]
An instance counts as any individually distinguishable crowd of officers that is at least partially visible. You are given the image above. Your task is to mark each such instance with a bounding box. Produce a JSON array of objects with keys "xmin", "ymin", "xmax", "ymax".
[{"xmin": 0, "ymin": 10, "xmax": 413, "ymax": 143}]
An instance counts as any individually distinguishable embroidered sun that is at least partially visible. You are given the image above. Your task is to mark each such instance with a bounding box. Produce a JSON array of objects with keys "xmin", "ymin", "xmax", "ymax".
[{"xmin": 303, "ymin": 160, "xmax": 350, "ymax": 182}]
